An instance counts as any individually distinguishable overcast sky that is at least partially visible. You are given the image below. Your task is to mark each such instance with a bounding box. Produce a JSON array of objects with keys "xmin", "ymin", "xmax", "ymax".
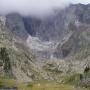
[{"xmin": 0, "ymin": 0, "xmax": 90, "ymax": 17}]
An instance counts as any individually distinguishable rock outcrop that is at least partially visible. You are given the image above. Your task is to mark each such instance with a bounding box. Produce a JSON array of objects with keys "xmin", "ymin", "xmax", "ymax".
[{"xmin": 0, "ymin": 16, "xmax": 49, "ymax": 82}]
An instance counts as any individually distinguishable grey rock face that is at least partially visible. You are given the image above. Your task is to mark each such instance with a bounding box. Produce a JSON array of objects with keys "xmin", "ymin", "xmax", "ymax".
[
  {"xmin": 5, "ymin": 4, "xmax": 90, "ymax": 59},
  {"xmin": 6, "ymin": 13, "xmax": 28, "ymax": 40},
  {"xmin": 0, "ymin": 16, "xmax": 49, "ymax": 82},
  {"xmin": 1, "ymin": 4, "xmax": 90, "ymax": 83}
]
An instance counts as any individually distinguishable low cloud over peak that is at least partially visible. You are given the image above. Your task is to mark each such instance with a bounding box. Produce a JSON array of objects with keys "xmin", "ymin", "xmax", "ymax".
[{"xmin": 0, "ymin": 0, "xmax": 90, "ymax": 18}]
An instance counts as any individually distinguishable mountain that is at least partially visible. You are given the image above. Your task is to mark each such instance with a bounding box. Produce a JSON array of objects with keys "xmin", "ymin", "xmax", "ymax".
[
  {"xmin": 0, "ymin": 16, "xmax": 49, "ymax": 82},
  {"xmin": 0, "ymin": 3, "xmax": 90, "ymax": 88},
  {"xmin": 6, "ymin": 13, "xmax": 29, "ymax": 40},
  {"xmin": 5, "ymin": 4, "xmax": 90, "ymax": 59}
]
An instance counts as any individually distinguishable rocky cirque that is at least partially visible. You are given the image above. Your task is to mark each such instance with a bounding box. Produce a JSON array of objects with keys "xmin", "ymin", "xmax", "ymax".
[{"xmin": 0, "ymin": 4, "xmax": 90, "ymax": 86}]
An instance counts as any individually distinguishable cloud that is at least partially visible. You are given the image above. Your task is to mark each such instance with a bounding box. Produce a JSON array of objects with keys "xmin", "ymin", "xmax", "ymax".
[
  {"xmin": 0, "ymin": 0, "xmax": 90, "ymax": 17},
  {"xmin": 71, "ymin": 0, "xmax": 90, "ymax": 4}
]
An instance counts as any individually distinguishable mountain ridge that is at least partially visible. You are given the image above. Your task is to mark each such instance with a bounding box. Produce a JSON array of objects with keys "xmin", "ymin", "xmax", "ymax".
[{"xmin": 0, "ymin": 4, "xmax": 90, "ymax": 88}]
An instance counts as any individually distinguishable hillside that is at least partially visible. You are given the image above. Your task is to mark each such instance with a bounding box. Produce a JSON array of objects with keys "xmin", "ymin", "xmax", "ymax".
[
  {"xmin": 0, "ymin": 16, "xmax": 49, "ymax": 82},
  {"xmin": 0, "ymin": 3, "xmax": 90, "ymax": 89}
]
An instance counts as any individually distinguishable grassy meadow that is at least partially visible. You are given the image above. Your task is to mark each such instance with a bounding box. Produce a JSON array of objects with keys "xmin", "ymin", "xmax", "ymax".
[{"xmin": 0, "ymin": 78, "xmax": 89, "ymax": 90}]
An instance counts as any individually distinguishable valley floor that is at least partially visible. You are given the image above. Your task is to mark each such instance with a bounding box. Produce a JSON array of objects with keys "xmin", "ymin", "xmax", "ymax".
[{"xmin": 0, "ymin": 79, "xmax": 89, "ymax": 90}]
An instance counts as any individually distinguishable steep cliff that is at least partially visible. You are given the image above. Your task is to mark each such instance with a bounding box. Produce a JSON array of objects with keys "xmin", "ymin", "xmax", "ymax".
[
  {"xmin": 0, "ymin": 16, "xmax": 49, "ymax": 82},
  {"xmin": 5, "ymin": 4, "xmax": 90, "ymax": 59}
]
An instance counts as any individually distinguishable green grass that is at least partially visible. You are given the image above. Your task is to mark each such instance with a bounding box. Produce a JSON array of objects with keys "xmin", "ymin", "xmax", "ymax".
[
  {"xmin": 0, "ymin": 78, "xmax": 88, "ymax": 90},
  {"xmin": 63, "ymin": 73, "xmax": 81, "ymax": 85},
  {"xmin": 0, "ymin": 78, "xmax": 30, "ymax": 90},
  {"xmin": 30, "ymin": 80, "xmax": 88, "ymax": 90}
]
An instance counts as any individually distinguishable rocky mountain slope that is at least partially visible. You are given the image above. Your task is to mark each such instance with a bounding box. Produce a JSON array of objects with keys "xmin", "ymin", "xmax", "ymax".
[
  {"xmin": 0, "ymin": 16, "xmax": 49, "ymax": 82},
  {"xmin": 0, "ymin": 4, "xmax": 90, "ymax": 88},
  {"xmin": 5, "ymin": 4, "xmax": 90, "ymax": 59}
]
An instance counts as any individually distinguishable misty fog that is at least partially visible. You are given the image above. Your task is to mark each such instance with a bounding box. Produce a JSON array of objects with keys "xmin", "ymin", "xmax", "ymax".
[{"xmin": 0, "ymin": 0, "xmax": 90, "ymax": 18}]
